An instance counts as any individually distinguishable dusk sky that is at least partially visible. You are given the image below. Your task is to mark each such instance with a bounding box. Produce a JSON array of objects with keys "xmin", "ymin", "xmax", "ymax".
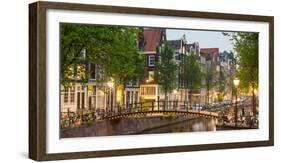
[{"xmin": 166, "ymin": 29, "xmax": 234, "ymax": 52}]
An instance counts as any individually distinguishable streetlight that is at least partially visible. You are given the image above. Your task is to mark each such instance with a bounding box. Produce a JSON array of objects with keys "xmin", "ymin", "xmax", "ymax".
[
  {"xmin": 233, "ymin": 78, "xmax": 240, "ymax": 87},
  {"xmin": 253, "ymin": 89, "xmax": 257, "ymax": 94},
  {"xmin": 107, "ymin": 80, "xmax": 114, "ymax": 88},
  {"xmin": 173, "ymin": 89, "xmax": 178, "ymax": 110},
  {"xmin": 253, "ymin": 89, "xmax": 257, "ymax": 117},
  {"xmin": 233, "ymin": 78, "xmax": 240, "ymax": 127},
  {"xmin": 173, "ymin": 89, "xmax": 178, "ymax": 100}
]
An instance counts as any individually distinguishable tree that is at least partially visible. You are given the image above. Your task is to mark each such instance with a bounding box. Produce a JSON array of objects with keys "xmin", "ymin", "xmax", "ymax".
[
  {"xmin": 204, "ymin": 58, "xmax": 217, "ymax": 107},
  {"xmin": 61, "ymin": 24, "xmax": 145, "ymax": 83},
  {"xmin": 224, "ymin": 32, "xmax": 258, "ymax": 116},
  {"xmin": 60, "ymin": 24, "xmax": 147, "ymax": 108},
  {"xmin": 217, "ymin": 68, "xmax": 226, "ymax": 102},
  {"xmin": 182, "ymin": 50, "xmax": 202, "ymax": 108},
  {"xmin": 156, "ymin": 41, "xmax": 177, "ymax": 100}
]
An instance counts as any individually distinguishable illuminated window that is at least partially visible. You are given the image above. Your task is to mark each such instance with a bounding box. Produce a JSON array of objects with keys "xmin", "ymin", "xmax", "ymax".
[
  {"xmin": 141, "ymin": 86, "xmax": 156, "ymax": 95},
  {"xmin": 148, "ymin": 71, "xmax": 154, "ymax": 81}
]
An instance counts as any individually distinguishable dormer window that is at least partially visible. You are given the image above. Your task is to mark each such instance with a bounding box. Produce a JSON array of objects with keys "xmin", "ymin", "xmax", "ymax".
[{"xmin": 148, "ymin": 55, "xmax": 155, "ymax": 66}]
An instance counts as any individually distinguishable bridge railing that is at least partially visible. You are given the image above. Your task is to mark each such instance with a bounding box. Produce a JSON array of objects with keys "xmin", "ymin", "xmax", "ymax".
[
  {"xmin": 105, "ymin": 100, "xmax": 190, "ymax": 116},
  {"xmin": 60, "ymin": 100, "xmax": 222, "ymax": 128}
]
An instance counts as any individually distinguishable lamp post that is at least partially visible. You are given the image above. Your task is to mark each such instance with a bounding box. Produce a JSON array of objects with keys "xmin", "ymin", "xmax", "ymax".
[
  {"xmin": 233, "ymin": 78, "xmax": 240, "ymax": 127},
  {"xmin": 253, "ymin": 89, "xmax": 257, "ymax": 117},
  {"xmin": 173, "ymin": 89, "xmax": 178, "ymax": 99},
  {"xmin": 173, "ymin": 89, "xmax": 178, "ymax": 111}
]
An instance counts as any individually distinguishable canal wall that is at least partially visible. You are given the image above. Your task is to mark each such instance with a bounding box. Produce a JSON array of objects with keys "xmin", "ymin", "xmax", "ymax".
[{"xmin": 61, "ymin": 116, "xmax": 197, "ymax": 138}]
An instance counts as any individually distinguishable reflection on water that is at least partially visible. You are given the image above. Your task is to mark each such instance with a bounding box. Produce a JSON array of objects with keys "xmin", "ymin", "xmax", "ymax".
[
  {"xmin": 61, "ymin": 117, "xmax": 217, "ymax": 138},
  {"xmin": 141, "ymin": 117, "xmax": 216, "ymax": 134}
]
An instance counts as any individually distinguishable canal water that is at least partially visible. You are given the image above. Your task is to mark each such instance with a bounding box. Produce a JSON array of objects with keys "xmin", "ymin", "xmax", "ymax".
[
  {"xmin": 140, "ymin": 117, "xmax": 216, "ymax": 134},
  {"xmin": 61, "ymin": 117, "xmax": 217, "ymax": 138}
]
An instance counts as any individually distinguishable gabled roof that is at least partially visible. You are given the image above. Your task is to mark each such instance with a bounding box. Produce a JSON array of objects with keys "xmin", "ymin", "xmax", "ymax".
[
  {"xmin": 200, "ymin": 48, "xmax": 219, "ymax": 57},
  {"xmin": 143, "ymin": 28, "xmax": 162, "ymax": 52}
]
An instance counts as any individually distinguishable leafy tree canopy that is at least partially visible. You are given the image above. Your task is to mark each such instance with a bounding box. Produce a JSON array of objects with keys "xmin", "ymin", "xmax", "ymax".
[
  {"xmin": 60, "ymin": 23, "xmax": 146, "ymax": 87},
  {"xmin": 182, "ymin": 50, "xmax": 202, "ymax": 92},
  {"xmin": 156, "ymin": 41, "xmax": 177, "ymax": 98},
  {"xmin": 223, "ymin": 32, "xmax": 258, "ymax": 92}
]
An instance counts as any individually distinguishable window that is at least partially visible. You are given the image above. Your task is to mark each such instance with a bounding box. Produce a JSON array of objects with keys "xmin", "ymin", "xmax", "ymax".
[
  {"xmin": 147, "ymin": 87, "xmax": 155, "ymax": 95},
  {"xmin": 92, "ymin": 86, "xmax": 96, "ymax": 109},
  {"xmin": 64, "ymin": 91, "xmax": 69, "ymax": 103},
  {"xmin": 134, "ymin": 92, "xmax": 138, "ymax": 103},
  {"xmin": 126, "ymin": 82, "xmax": 132, "ymax": 87},
  {"xmin": 148, "ymin": 55, "xmax": 155, "ymax": 66},
  {"xmin": 148, "ymin": 71, "xmax": 154, "ymax": 81},
  {"xmin": 70, "ymin": 93, "xmax": 74, "ymax": 103},
  {"xmin": 132, "ymin": 80, "xmax": 139, "ymax": 87},
  {"xmin": 77, "ymin": 92, "xmax": 80, "ymax": 109},
  {"xmin": 141, "ymin": 86, "xmax": 156, "ymax": 95},
  {"xmin": 126, "ymin": 91, "xmax": 130, "ymax": 104},
  {"xmin": 90, "ymin": 63, "xmax": 96, "ymax": 80},
  {"xmin": 70, "ymin": 87, "xmax": 75, "ymax": 103},
  {"xmin": 127, "ymin": 80, "xmax": 139, "ymax": 87},
  {"xmin": 81, "ymin": 92, "xmax": 85, "ymax": 109},
  {"xmin": 141, "ymin": 87, "xmax": 144, "ymax": 95},
  {"xmin": 92, "ymin": 86, "xmax": 96, "ymax": 96}
]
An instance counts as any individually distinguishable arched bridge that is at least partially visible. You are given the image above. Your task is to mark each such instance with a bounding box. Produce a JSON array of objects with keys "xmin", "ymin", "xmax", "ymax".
[{"xmin": 104, "ymin": 100, "xmax": 218, "ymax": 120}]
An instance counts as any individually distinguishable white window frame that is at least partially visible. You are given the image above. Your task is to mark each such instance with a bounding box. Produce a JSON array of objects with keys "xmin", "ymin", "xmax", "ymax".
[{"xmin": 148, "ymin": 55, "xmax": 155, "ymax": 66}]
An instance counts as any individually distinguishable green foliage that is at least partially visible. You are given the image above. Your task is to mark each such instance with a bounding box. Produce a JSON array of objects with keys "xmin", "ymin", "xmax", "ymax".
[
  {"xmin": 223, "ymin": 32, "xmax": 259, "ymax": 93},
  {"xmin": 182, "ymin": 51, "xmax": 202, "ymax": 92},
  {"xmin": 181, "ymin": 51, "xmax": 202, "ymax": 106},
  {"xmin": 204, "ymin": 58, "xmax": 217, "ymax": 104},
  {"xmin": 60, "ymin": 23, "xmax": 146, "ymax": 88},
  {"xmin": 156, "ymin": 41, "xmax": 177, "ymax": 98},
  {"xmin": 217, "ymin": 69, "xmax": 226, "ymax": 101},
  {"xmin": 218, "ymin": 69, "xmax": 226, "ymax": 92}
]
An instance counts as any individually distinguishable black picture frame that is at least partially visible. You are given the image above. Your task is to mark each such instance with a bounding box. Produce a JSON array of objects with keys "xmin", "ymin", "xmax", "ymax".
[{"xmin": 29, "ymin": 1, "xmax": 274, "ymax": 161}]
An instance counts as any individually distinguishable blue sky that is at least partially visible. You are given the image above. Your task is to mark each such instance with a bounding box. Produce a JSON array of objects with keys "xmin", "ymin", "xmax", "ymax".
[{"xmin": 166, "ymin": 29, "xmax": 234, "ymax": 52}]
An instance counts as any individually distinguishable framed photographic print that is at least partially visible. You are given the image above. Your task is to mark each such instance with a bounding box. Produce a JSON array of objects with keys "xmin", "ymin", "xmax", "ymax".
[{"xmin": 29, "ymin": 1, "xmax": 274, "ymax": 161}]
